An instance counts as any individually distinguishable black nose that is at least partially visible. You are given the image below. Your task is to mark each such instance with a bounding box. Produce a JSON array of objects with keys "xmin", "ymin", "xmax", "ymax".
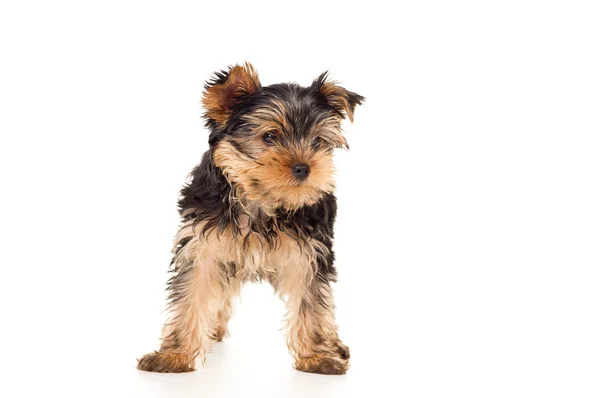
[{"xmin": 291, "ymin": 163, "xmax": 310, "ymax": 181}]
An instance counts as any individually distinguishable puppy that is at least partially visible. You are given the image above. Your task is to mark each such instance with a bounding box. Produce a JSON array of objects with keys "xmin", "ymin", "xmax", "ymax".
[{"xmin": 137, "ymin": 63, "xmax": 363, "ymax": 375}]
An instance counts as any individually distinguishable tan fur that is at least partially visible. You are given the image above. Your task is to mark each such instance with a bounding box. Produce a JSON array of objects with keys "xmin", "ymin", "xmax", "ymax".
[
  {"xmin": 214, "ymin": 141, "xmax": 336, "ymax": 212},
  {"xmin": 202, "ymin": 62, "xmax": 261, "ymax": 126},
  {"xmin": 153, "ymin": 222, "xmax": 228, "ymax": 368},
  {"xmin": 275, "ymin": 258, "xmax": 349, "ymax": 374},
  {"xmin": 138, "ymin": 217, "xmax": 342, "ymax": 372},
  {"xmin": 139, "ymin": 64, "xmax": 359, "ymax": 375},
  {"xmin": 214, "ymin": 280, "xmax": 240, "ymax": 341},
  {"xmin": 308, "ymin": 116, "xmax": 349, "ymax": 149},
  {"xmin": 136, "ymin": 351, "xmax": 195, "ymax": 373},
  {"xmin": 320, "ymin": 81, "xmax": 358, "ymax": 122}
]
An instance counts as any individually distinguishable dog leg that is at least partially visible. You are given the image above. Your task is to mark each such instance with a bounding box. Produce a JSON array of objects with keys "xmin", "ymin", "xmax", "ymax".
[
  {"xmin": 214, "ymin": 275, "xmax": 240, "ymax": 342},
  {"xmin": 138, "ymin": 231, "xmax": 227, "ymax": 372},
  {"xmin": 278, "ymin": 266, "xmax": 349, "ymax": 375}
]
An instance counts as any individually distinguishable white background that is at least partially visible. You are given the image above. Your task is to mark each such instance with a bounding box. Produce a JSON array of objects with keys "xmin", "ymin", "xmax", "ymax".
[{"xmin": 1, "ymin": 1, "xmax": 599, "ymax": 397}]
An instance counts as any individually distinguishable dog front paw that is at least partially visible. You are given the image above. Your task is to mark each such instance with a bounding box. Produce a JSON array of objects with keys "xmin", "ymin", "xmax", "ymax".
[
  {"xmin": 295, "ymin": 354, "xmax": 349, "ymax": 375},
  {"xmin": 137, "ymin": 351, "xmax": 195, "ymax": 373}
]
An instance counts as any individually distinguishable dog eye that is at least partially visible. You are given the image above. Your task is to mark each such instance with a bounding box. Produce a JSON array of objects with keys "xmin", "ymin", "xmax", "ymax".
[
  {"xmin": 312, "ymin": 136, "xmax": 322, "ymax": 149},
  {"xmin": 263, "ymin": 132, "xmax": 277, "ymax": 145}
]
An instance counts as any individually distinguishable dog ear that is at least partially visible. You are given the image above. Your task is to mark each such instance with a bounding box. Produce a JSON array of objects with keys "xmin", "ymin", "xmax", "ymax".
[
  {"xmin": 202, "ymin": 62, "xmax": 261, "ymax": 127},
  {"xmin": 312, "ymin": 72, "xmax": 364, "ymax": 122}
]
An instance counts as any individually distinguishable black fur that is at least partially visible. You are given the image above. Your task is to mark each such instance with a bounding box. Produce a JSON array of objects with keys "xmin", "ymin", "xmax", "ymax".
[
  {"xmin": 206, "ymin": 75, "xmax": 363, "ymax": 146},
  {"xmin": 176, "ymin": 68, "xmax": 362, "ymax": 280},
  {"xmin": 138, "ymin": 65, "xmax": 363, "ymax": 376},
  {"xmin": 177, "ymin": 152, "xmax": 338, "ymax": 279}
]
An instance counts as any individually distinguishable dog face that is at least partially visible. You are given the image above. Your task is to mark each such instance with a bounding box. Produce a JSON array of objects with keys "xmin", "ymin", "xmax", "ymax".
[{"xmin": 204, "ymin": 63, "xmax": 363, "ymax": 212}]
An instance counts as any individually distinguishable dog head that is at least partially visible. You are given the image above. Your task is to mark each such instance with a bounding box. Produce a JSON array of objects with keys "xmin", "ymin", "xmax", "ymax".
[{"xmin": 204, "ymin": 63, "xmax": 363, "ymax": 212}]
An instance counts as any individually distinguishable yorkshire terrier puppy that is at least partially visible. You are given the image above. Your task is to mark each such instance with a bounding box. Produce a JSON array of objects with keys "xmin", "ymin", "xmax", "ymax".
[{"xmin": 137, "ymin": 63, "xmax": 363, "ymax": 375}]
